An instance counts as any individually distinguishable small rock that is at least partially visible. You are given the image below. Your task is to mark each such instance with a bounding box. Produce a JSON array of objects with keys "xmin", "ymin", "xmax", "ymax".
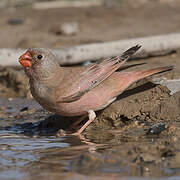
[
  {"xmin": 146, "ymin": 122, "xmax": 166, "ymax": 135},
  {"xmin": 161, "ymin": 150, "xmax": 175, "ymax": 158},
  {"xmin": 82, "ymin": 61, "xmax": 92, "ymax": 66},
  {"xmin": 145, "ymin": 167, "xmax": 150, "ymax": 172},
  {"xmin": 140, "ymin": 153, "xmax": 157, "ymax": 163},
  {"xmin": 20, "ymin": 106, "xmax": 28, "ymax": 112},
  {"xmin": 55, "ymin": 22, "xmax": 79, "ymax": 36},
  {"xmin": 7, "ymin": 18, "xmax": 24, "ymax": 25}
]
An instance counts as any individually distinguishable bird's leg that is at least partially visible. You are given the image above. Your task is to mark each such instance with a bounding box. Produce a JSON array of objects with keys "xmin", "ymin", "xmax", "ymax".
[
  {"xmin": 69, "ymin": 114, "xmax": 88, "ymax": 131},
  {"xmin": 56, "ymin": 110, "xmax": 96, "ymax": 137},
  {"xmin": 76, "ymin": 110, "xmax": 96, "ymax": 134},
  {"xmin": 56, "ymin": 114, "xmax": 87, "ymax": 137}
]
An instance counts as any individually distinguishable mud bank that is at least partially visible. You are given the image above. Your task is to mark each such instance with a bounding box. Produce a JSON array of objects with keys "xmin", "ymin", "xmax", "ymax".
[
  {"xmin": 85, "ymin": 79, "xmax": 180, "ymax": 140},
  {"xmin": 0, "ymin": 66, "xmax": 29, "ymax": 98}
]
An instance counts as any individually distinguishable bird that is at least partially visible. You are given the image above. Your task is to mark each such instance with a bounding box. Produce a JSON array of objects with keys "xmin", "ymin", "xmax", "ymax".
[{"xmin": 19, "ymin": 45, "xmax": 172, "ymax": 135}]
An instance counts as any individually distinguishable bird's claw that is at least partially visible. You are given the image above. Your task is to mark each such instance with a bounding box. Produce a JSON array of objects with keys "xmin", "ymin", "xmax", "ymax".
[{"xmin": 56, "ymin": 129, "xmax": 82, "ymax": 137}]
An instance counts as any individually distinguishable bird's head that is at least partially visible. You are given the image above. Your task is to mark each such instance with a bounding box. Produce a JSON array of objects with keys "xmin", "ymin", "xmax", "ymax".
[{"xmin": 19, "ymin": 48, "xmax": 60, "ymax": 80}]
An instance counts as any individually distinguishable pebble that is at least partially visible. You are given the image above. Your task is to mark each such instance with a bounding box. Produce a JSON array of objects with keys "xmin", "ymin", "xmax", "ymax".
[
  {"xmin": 20, "ymin": 107, "xmax": 28, "ymax": 112},
  {"xmin": 55, "ymin": 21, "xmax": 79, "ymax": 35},
  {"xmin": 146, "ymin": 122, "xmax": 166, "ymax": 135},
  {"xmin": 7, "ymin": 18, "xmax": 24, "ymax": 25}
]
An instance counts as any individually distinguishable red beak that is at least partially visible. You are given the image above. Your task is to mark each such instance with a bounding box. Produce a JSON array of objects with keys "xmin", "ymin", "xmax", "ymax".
[{"xmin": 19, "ymin": 51, "xmax": 32, "ymax": 67}]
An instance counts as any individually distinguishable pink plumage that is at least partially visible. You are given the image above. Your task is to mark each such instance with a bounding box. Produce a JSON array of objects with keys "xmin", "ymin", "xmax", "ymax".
[{"xmin": 19, "ymin": 45, "xmax": 172, "ymax": 134}]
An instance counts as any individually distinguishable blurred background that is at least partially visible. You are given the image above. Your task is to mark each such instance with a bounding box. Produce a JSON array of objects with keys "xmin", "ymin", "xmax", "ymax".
[{"xmin": 1, "ymin": 0, "xmax": 180, "ymax": 49}]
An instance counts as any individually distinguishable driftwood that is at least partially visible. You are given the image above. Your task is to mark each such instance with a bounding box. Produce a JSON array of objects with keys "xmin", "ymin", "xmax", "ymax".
[
  {"xmin": 1, "ymin": 33, "xmax": 180, "ymax": 66},
  {"xmin": 33, "ymin": 0, "xmax": 104, "ymax": 9}
]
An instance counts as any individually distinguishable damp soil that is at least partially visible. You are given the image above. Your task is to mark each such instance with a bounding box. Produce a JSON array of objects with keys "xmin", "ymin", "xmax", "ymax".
[{"xmin": 0, "ymin": 0, "xmax": 180, "ymax": 179}]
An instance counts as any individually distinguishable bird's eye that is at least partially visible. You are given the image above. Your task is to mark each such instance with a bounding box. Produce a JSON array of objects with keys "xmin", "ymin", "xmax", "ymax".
[{"xmin": 37, "ymin": 55, "xmax": 43, "ymax": 60}]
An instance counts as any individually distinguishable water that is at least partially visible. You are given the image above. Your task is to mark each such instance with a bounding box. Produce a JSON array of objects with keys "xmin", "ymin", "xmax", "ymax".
[{"xmin": 0, "ymin": 129, "xmax": 89, "ymax": 180}]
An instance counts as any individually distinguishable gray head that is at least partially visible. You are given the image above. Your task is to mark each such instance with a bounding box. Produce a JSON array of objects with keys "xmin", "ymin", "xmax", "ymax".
[{"xmin": 19, "ymin": 48, "xmax": 60, "ymax": 80}]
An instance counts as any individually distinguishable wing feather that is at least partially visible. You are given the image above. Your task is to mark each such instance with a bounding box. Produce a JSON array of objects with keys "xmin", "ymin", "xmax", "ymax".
[{"xmin": 57, "ymin": 45, "xmax": 141, "ymax": 103}]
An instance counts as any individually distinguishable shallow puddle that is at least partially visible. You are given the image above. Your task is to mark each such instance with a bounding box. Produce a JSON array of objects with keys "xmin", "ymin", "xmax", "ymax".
[{"xmin": 0, "ymin": 98, "xmax": 180, "ymax": 180}]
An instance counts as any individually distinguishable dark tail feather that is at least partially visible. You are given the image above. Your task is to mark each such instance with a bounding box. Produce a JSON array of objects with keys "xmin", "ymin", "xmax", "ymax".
[
  {"xmin": 137, "ymin": 66, "xmax": 173, "ymax": 78},
  {"xmin": 120, "ymin": 44, "xmax": 141, "ymax": 61},
  {"xmin": 106, "ymin": 44, "xmax": 141, "ymax": 64}
]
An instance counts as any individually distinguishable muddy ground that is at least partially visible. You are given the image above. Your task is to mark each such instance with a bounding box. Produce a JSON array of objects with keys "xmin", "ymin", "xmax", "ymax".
[{"xmin": 0, "ymin": 0, "xmax": 180, "ymax": 179}]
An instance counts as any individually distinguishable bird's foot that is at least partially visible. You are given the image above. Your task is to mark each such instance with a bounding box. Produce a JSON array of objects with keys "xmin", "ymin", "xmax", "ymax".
[
  {"xmin": 56, "ymin": 129, "xmax": 87, "ymax": 142},
  {"xmin": 55, "ymin": 129, "xmax": 79, "ymax": 137},
  {"xmin": 56, "ymin": 129, "xmax": 68, "ymax": 137},
  {"xmin": 55, "ymin": 129, "xmax": 86, "ymax": 137},
  {"xmin": 56, "ymin": 110, "xmax": 96, "ymax": 137}
]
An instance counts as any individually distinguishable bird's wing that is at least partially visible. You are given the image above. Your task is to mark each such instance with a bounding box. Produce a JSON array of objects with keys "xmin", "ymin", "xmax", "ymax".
[{"xmin": 57, "ymin": 45, "xmax": 141, "ymax": 103}]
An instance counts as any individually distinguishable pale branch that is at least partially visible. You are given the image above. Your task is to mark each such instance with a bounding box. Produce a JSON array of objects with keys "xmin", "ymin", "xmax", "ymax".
[
  {"xmin": 33, "ymin": 0, "xmax": 104, "ymax": 9},
  {"xmin": 1, "ymin": 33, "xmax": 180, "ymax": 66}
]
